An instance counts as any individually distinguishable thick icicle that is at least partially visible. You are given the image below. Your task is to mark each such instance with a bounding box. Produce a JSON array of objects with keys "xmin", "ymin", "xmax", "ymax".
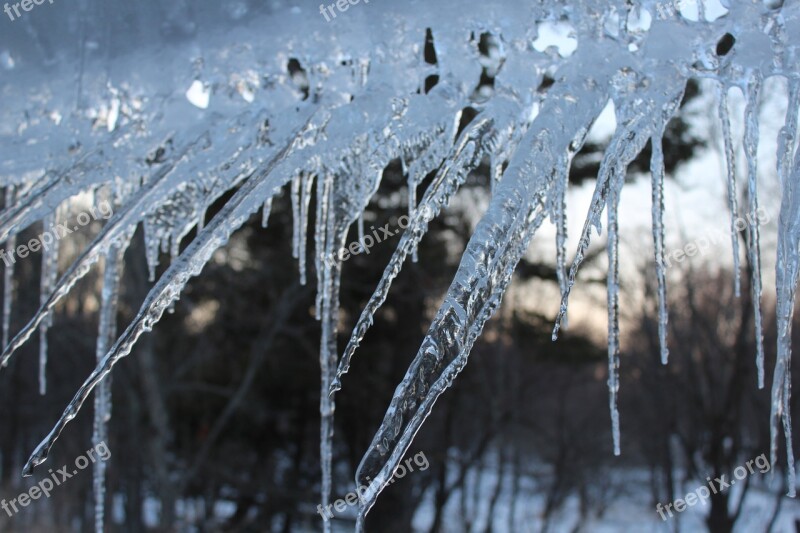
[
  {"xmin": 93, "ymin": 240, "xmax": 125, "ymax": 533},
  {"xmin": 770, "ymin": 79, "xmax": 799, "ymax": 497},
  {"xmin": 651, "ymin": 132, "xmax": 669, "ymax": 364},
  {"xmin": 743, "ymin": 74, "xmax": 765, "ymax": 389},
  {"xmin": 718, "ymin": 85, "xmax": 742, "ymax": 298},
  {"xmin": 353, "ymin": 66, "xmax": 613, "ymax": 523}
]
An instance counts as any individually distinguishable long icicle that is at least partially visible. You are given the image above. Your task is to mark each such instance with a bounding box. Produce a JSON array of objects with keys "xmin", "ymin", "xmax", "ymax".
[
  {"xmin": 315, "ymin": 171, "xmax": 335, "ymax": 533},
  {"xmin": 93, "ymin": 239, "xmax": 125, "ymax": 533},
  {"xmin": 718, "ymin": 84, "xmax": 742, "ymax": 298},
  {"xmin": 551, "ymin": 152, "xmax": 572, "ymax": 329},
  {"xmin": 771, "ymin": 78, "xmax": 799, "ymax": 497},
  {"xmin": 606, "ymin": 155, "xmax": 624, "ymax": 456},
  {"xmin": 3, "ymin": 186, "xmax": 16, "ymax": 349},
  {"xmin": 651, "ymin": 132, "xmax": 670, "ymax": 365},
  {"xmin": 554, "ymin": 120, "xmax": 592, "ymax": 328},
  {"xmin": 743, "ymin": 73, "xmax": 765, "ymax": 389}
]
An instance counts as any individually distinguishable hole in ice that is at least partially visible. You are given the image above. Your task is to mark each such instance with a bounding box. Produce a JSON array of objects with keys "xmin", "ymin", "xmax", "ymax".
[
  {"xmin": 424, "ymin": 75, "xmax": 440, "ymax": 94},
  {"xmin": 287, "ymin": 58, "xmax": 310, "ymax": 101},
  {"xmin": 424, "ymin": 28, "xmax": 438, "ymax": 65},
  {"xmin": 716, "ymin": 33, "xmax": 735, "ymax": 56},
  {"xmin": 537, "ymin": 74, "xmax": 556, "ymax": 94},
  {"xmin": 471, "ymin": 32, "xmax": 504, "ymax": 100},
  {"xmin": 455, "ymin": 106, "xmax": 479, "ymax": 138}
]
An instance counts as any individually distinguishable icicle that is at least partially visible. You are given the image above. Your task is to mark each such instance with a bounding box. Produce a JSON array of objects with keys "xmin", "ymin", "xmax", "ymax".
[
  {"xmin": 554, "ymin": 154, "xmax": 569, "ymax": 306},
  {"xmin": 299, "ymin": 173, "xmax": 314, "ymax": 286},
  {"xmin": 718, "ymin": 84, "xmax": 742, "ymax": 298},
  {"xmin": 291, "ymin": 173, "xmax": 302, "ymax": 261},
  {"xmin": 743, "ymin": 73, "xmax": 765, "ymax": 389},
  {"xmin": 93, "ymin": 241, "xmax": 125, "ymax": 533},
  {"xmin": 606, "ymin": 159, "xmax": 623, "ymax": 456},
  {"xmin": 261, "ymin": 197, "xmax": 273, "ymax": 228},
  {"xmin": 770, "ymin": 79, "xmax": 799, "ymax": 497},
  {"xmin": 650, "ymin": 133, "xmax": 669, "ymax": 365},
  {"xmin": 332, "ymin": 116, "xmax": 496, "ymax": 392},
  {"xmin": 39, "ymin": 211, "xmax": 60, "ymax": 395},
  {"xmin": 358, "ymin": 213, "xmax": 366, "ymax": 253},
  {"xmin": 314, "ymin": 171, "xmax": 347, "ymax": 533},
  {"xmin": 408, "ymin": 177, "xmax": 418, "ymax": 263},
  {"xmin": 3, "ymin": 186, "xmax": 15, "ymax": 350},
  {"xmin": 552, "ymin": 122, "xmax": 591, "ymax": 330}
]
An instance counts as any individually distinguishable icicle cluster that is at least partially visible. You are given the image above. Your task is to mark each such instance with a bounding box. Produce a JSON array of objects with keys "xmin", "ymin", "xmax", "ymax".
[{"xmin": 0, "ymin": 0, "xmax": 798, "ymax": 529}]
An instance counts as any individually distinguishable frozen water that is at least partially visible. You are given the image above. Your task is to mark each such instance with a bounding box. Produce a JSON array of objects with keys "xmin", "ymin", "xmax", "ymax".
[{"xmin": 0, "ymin": 0, "xmax": 798, "ymax": 528}]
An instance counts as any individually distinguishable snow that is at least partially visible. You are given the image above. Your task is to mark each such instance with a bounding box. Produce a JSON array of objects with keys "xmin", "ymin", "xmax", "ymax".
[{"xmin": 0, "ymin": 0, "xmax": 798, "ymax": 529}]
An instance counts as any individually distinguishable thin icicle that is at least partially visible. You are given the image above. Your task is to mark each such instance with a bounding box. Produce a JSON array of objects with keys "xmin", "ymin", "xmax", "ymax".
[
  {"xmin": 408, "ymin": 177, "xmax": 418, "ymax": 263},
  {"xmin": 554, "ymin": 154, "xmax": 570, "ymax": 308},
  {"xmin": 39, "ymin": 210, "xmax": 60, "ymax": 395},
  {"xmin": 315, "ymin": 171, "xmax": 340, "ymax": 533},
  {"xmin": 718, "ymin": 84, "xmax": 742, "ymax": 298},
  {"xmin": 651, "ymin": 132, "xmax": 669, "ymax": 365},
  {"xmin": 553, "ymin": 86, "xmax": 685, "ymax": 340},
  {"xmin": 551, "ymin": 126, "xmax": 590, "ymax": 329},
  {"xmin": 291, "ymin": 173, "xmax": 301, "ymax": 260},
  {"xmin": 771, "ymin": 79, "xmax": 799, "ymax": 497},
  {"xmin": 606, "ymin": 151, "xmax": 624, "ymax": 456},
  {"xmin": 743, "ymin": 73, "xmax": 765, "ymax": 389},
  {"xmin": 358, "ymin": 213, "xmax": 366, "ymax": 253},
  {"xmin": 261, "ymin": 197, "xmax": 273, "ymax": 228},
  {"xmin": 299, "ymin": 174, "xmax": 314, "ymax": 286},
  {"xmin": 3, "ymin": 186, "xmax": 15, "ymax": 349},
  {"xmin": 93, "ymin": 240, "xmax": 125, "ymax": 533}
]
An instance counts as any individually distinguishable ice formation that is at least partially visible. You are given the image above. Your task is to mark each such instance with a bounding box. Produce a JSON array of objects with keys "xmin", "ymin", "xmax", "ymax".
[{"xmin": 0, "ymin": 0, "xmax": 798, "ymax": 530}]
